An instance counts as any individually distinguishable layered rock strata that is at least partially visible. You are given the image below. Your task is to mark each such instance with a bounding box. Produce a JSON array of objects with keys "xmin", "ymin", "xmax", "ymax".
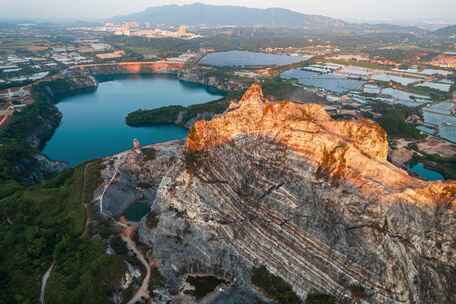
[{"xmin": 103, "ymin": 84, "xmax": 455, "ymax": 303}]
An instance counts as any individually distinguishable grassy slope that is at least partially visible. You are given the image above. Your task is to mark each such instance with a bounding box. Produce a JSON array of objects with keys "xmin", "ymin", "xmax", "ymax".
[
  {"xmin": 251, "ymin": 266, "xmax": 301, "ymax": 304},
  {"xmin": 0, "ymin": 161, "xmax": 125, "ymax": 304}
]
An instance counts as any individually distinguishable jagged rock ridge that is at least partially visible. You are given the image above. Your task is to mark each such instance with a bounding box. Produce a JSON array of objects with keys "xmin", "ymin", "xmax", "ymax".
[{"xmin": 188, "ymin": 83, "xmax": 456, "ymax": 207}]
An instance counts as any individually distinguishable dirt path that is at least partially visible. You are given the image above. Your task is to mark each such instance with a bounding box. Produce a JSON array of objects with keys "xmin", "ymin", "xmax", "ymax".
[
  {"xmin": 95, "ymin": 156, "xmax": 152, "ymax": 303},
  {"xmin": 39, "ymin": 261, "xmax": 55, "ymax": 304},
  {"xmin": 40, "ymin": 164, "xmax": 92, "ymax": 303},
  {"xmin": 0, "ymin": 112, "xmax": 11, "ymax": 128},
  {"xmin": 81, "ymin": 164, "xmax": 91, "ymax": 238},
  {"xmin": 98, "ymin": 163, "xmax": 121, "ymax": 216},
  {"xmin": 121, "ymin": 231, "xmax": 151, "ymax": 304}
]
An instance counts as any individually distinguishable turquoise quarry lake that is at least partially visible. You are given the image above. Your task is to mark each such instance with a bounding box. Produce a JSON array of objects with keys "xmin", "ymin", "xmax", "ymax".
[
  {"xmin": 43, "ymin": 75, "xmax": 223, "ymax": 166},
  {"xmin": 408, "ymin": 162, "xmax": 445, "ymax": 181},
  {"xmin": 124, "ymin": 201, "xmax": 149, "ymax": 222}
]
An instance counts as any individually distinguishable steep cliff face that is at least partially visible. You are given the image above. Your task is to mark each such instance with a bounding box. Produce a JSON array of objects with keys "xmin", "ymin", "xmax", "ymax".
[
  {"xmin": 187, "ymin": 83, "xmax": 456, "ymax": 207},
  {"xmin": 126, "ymin": 84, "xmax": 456, "ymax": 303},
  {"xmin": 75, "ymin": 61, "xmax": 185, "ymax": 76},
  {"xmin": 35, "ymin": 74, "xmax": 98, "ymax": 102},
  {"xmin": 99, "ymin": 141, "xmax": 183, "ymax": 217}
]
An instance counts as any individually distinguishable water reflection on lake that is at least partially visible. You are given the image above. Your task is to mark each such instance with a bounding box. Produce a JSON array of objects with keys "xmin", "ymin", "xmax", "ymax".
[
  {"xmin": 200, "ymin": 51, "xmax": 310, "ymax": 67},
  {"xmin": 43, "ymin": 75, "xmax": 223, "ymax": 165}
]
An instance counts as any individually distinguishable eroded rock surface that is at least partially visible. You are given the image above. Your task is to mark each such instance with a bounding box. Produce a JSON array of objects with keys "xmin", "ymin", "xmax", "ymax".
[
  {"xmin": 188, "ymin": 83, "xmax": 456, "ymax": 207},
  {"xmin": 103, "ymin": 84, "xmax": 456, "ymax": 303},
  {"xmin": 99, "ymin": 140, "xmax": 183, "ymax": 217}
]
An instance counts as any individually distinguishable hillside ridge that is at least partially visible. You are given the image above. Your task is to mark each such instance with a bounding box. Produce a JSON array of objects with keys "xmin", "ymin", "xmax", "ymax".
[
  {"xmin": 112, "ymin": 3, "xmax": 425, "ymax": 33},
  {"xmin": 188, "ymin": 83, "xmax": 456, "ymax": 207}
]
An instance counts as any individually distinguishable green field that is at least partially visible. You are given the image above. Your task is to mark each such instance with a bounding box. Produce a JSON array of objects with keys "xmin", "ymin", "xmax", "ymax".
[{"xmin": 0, "ymin": 160, "xmax": 127, "ymax": 304}]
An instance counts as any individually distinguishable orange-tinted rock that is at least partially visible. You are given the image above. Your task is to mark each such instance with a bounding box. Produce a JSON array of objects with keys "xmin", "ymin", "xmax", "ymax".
[
  {"xmin": 187, "ymin": 83, "xmax": 456, "ymax": 208},
  {"xmin": 76, "ymin": 60, "xmax": 185, "ymax": 74}
]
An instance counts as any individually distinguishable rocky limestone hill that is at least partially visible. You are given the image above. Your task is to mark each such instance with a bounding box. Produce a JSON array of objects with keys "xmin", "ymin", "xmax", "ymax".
[{"xmin": 101, "ymin": 84, "xmax": 456, "ymax": 303}]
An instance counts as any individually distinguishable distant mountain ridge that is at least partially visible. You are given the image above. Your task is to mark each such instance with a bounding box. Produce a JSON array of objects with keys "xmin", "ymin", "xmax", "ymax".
[
  {"xmin": 112, "ymin": 3, "xmax": 345, "ymax": 29},
  {"xmin": 434, "ymin": 24, "xmax": 456, "ymax": 36},
  {"xmin": 112, "ymin": 3, "xmax": 424, "ymax": 34}
]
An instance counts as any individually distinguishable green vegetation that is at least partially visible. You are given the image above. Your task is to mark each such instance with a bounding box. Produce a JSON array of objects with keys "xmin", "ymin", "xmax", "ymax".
[
  {"xmin": 371, "ymin": 102, "xmax": 424, "ymax": 140},
  {"xmin": 0, "ymin": 76, "xmax": 97, "ymax": 185},
  {"xmin": 0, "ymin": 89, "xmax": 120, "ymax": 304},
  {"xmin": 251, "ymin": 266, "xmax": 301, "ymax": 304},
  {"xmin": 449, "ymin": 73, "xmax": 456, "ymax": 82},
  {"xmin": 367, "ymin": 48, "xmax": 414, "ymax": 63},
  {"xmin": 36, "ymin": 76, "xmax": 97, "ymax": 101},
  {"xmin": 106, "ymin": 30, "xmax": 320, "ymax": 58},
  {"xmin": 0, "ymin": 87, "xmax": 60, "ymax": 185},
  {"xmin": 0, "ymin": 180, "xmax": 23, "ymax": 199},
  {"xmin": 184, "ymin": 275, "xmax": 226, "ymax": 300},
  {"xmin": 145, "ymin": 211, "xmax": 160, "ymax": 229},
  {"xmin": 149, "ymin": 267, "xmax": 165, "ymax": 292},
  {"xmin": 142, "ymin": 147, "xmax": 157, "ymax": 162},
  {"xmin": 0, "ymin": 163, "xmax": 125, "ymax": 303},
  {"xmin": 45, "ymin": 239, "xmax": 125, "ymax": 304},
  {"xmin": 107, "ymin": 36, "xmax": 203, "ymax": 58},
  {"xmin": 262, "ymin": 77, "xmax": 298, "ymax": 98},
  {"xmin": 305, "ymin": 294, "xmax": 337, "ymax": 304},
  {"xmin": 406, "ymin": 85, "xmax": 450, "ymax": 102},
  {"xmin": 204, "ymin": 67, "xmax": 238, "ymax": 79},
  {"xmin": 181, "ymin": 96, "xmax": 231, "ymax": 121},
  {"xmin": 126, "ymin": 105, "xmax": 186, "ymax": 126},
  {"xmin": 82, "ymin": 160, "xmax": 104, "ymax": 209},
  {"xmin": 126, "ymin": 96, "xmax": 231, "ymax": 127},
  {"xmin": 261, "ymin": 77, "xmax": 324, "ymax": 102}
]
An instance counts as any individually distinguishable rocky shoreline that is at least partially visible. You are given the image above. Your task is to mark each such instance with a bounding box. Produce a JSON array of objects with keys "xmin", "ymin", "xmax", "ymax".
[{"xmin": 1, "ymin": 74, "xmax": 100, "ymax": 183}]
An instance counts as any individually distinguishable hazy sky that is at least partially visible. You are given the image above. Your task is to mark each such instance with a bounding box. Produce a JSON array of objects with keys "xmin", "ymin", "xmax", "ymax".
[{"xmin": 0, "ymin": 0, "xmax": 455, "ymax": 23}]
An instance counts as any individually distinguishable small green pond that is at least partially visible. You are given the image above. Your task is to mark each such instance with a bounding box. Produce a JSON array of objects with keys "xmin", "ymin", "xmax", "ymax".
[
  {"xmin": 123, "ymin": 201, "xmax": 150, "ymax": 222},
  {"xmin": 407, "ymin": 162, "xmax": 445, "ymax": 181}
]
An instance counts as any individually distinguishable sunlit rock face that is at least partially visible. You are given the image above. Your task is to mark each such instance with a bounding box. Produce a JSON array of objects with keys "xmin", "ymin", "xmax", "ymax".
[
  {"xmin": 130, "ymin": 84, "xmax": 456, "ymax": 303},
  {"xmin": 188, "ymin": 83, "xmax": 456, "ymax": 207}
]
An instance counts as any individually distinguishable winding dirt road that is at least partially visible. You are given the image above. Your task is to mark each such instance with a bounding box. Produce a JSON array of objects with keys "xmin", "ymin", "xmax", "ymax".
[
  {"xmin": 39, "ymin": 261, "xmax": 55, "ymax": 304},
  {"xmin": 121, "ymin": 229, "xmax": 151, "ymax": 304}
]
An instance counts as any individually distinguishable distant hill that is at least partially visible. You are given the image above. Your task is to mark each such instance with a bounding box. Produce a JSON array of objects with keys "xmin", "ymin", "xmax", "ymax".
[
  {"xmin": 112, "ymin": 3, "xmax": 346, "ymax": 29},
  {"xmin": 112, "ymin": 3, "xmax": 424, "ymax": 34},
  {"xmin": 361, "ymin": 23, "xmax": 427, "ymax": 34},
  {"xmin": 433, "ymin": 25, "xmax": 456, "ymax": 36}
]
